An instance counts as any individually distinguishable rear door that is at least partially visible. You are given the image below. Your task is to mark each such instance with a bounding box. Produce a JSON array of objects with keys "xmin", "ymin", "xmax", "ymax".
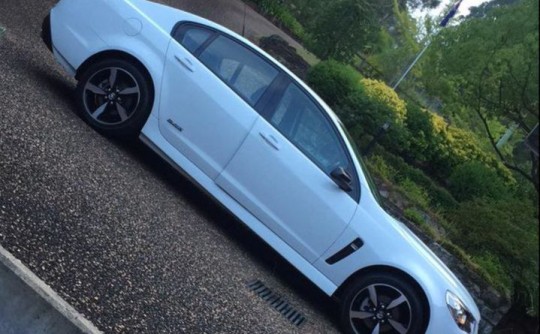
[
  {"xmin": 216, "ymin": 82, "xmax": 359, "ymax": 263},
  {"xmin": 159, "ymin": 24, "xmax": 280, "ymax": 179}
]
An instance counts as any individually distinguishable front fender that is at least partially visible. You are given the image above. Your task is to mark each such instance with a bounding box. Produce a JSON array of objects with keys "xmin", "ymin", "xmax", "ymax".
[{"xmin": 314, "ymin": 200, "xmax": 478, "ymax": 333}]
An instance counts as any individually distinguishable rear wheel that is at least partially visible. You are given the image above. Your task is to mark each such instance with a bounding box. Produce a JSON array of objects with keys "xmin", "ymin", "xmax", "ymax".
[
  {"xmin": 76, "ymin": 58, "xmax": 153, "ymax": 137},
  {"xmin": 339, "ymin": 273, "xmax": 427, "ymax": 334}
]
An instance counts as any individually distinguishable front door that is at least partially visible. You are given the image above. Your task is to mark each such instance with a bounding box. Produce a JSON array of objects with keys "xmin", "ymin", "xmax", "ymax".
[
  {"xmin": 159, "ymin": 25, "xmax": 279, "ymax": 179},
  {"xmin": 217, "ymin": 83, "xmax": 359, "ymax": 263}
]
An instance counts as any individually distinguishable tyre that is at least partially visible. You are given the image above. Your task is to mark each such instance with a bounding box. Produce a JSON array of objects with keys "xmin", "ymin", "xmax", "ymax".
[
  {"xmin": 76, "ymin": 58, "xmax": 153, "ymax": 137},
  {"xmin": 339, "ymin": 273, "xmax": 427, "ymax": 334}
]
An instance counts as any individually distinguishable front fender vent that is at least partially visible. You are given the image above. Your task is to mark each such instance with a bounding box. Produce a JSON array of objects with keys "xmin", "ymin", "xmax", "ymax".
[
  {"xmin": 325, "ymin": 238, "xmax": 364, "ymax": 265},
  {"xmin": 247, "ymin": 279, "xmax": 307, "ymax": 327}
]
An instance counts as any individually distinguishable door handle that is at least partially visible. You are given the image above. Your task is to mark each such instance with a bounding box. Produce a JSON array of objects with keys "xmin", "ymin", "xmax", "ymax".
[
  {"xmin": 174, "ymin": 55, "xmax": 194, "ymax": 72},
  {"xmin": 259, "ymin": 132, "xmax": 280, "ymax": 150}
]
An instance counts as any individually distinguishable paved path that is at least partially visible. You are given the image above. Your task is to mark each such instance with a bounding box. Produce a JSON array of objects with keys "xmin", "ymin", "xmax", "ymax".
[{"xmin": 0, "ymin": 1, "xmax": 337, "ymax": 333}]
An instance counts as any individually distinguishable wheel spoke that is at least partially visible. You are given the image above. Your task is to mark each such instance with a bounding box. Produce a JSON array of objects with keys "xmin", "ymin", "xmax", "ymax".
[
  {"xmin": 387, "ymin": 294, "xmax": 407, "ymax": 310},
  {"xmin": 368, "ymin": 285, "xmax": 378, "ymax": 306},
  {"xmin": 370, "ymin": 323, "xmax": 380, "ymax": 334},
  {"xmin": 109, "ymin": 68, "xmax": 118, "ymax": 87},
  {"xmin": 92, "ymin": 102, "xmax": 109, "ymax": 120},
  {"xmin": 116, "ymin": 102, "xmax": 129, "ymax": 121},
  {"xmin": 84, "ymin": 67, "xmax": 140, "ymax": 125},
  {"xmin": 119, "ymin": 86, "xmax": 139, "ymax": 95},
  {"xmin": 350, "ymin": 311, "xmax": 373, "ymax": 320},
  {"xmin": 85, "ymin": 83, "xmax": 106, "ymax": 95},
  {"xmin": 388, "ymin": 319, "xmax": 408, "ymax": 334}
]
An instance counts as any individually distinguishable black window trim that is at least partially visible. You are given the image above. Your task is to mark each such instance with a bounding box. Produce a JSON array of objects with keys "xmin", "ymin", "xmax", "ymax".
[{"xmin": 262, "ymin": 78, "xmax": 361, "ymax": 202}]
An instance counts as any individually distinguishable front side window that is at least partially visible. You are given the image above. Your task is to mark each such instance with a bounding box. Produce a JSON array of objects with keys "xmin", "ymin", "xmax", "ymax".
[
  {"xmin": 270, "ymin": 84, "xmax": 350, "ymax": 175},
  {"xmin": 199, "ymin": 36, "xmax": 279, "ymax": 106}
]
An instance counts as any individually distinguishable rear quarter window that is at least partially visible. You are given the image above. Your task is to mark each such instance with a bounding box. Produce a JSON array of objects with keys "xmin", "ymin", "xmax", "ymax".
[{"xmin": 173, "ymin": 25, "xmax": 213, "ymax": 54}]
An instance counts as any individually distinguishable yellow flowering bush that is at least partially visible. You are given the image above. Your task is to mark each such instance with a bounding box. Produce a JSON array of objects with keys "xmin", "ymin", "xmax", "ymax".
[{"xmin": 360, "ymin": 78, "xmax": 407, "ymax": 123}]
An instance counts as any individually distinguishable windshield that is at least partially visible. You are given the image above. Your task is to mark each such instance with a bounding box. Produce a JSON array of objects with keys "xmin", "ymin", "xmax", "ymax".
[{"xmin": 338, "ymin": 121, "xmax": 383, "ymax": 205}]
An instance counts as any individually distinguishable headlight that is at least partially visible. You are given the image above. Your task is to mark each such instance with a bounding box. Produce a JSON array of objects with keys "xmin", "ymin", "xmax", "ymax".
[{"xmin": 446, "ymin": 291, "xmax": 476, "ymax": 333}]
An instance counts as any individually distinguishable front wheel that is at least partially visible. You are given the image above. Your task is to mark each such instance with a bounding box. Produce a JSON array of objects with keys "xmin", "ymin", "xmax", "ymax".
[
  {"xmin": 76, "ymin": 58, "xmax": 153, "ymax": 137},
  {"xmin": 339, "ymin": 273, "xmax": 427, "ymax": 334}
]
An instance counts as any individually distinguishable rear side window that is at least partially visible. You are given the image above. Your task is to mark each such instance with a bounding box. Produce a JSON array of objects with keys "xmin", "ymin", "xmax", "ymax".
[
  {"xmin": 174, "ymin": 26, "xmax": 213, "ymax": 54},
  {"xmin": 199, "ymin": 35, "xmax": 279, "ymax": 106},
  {"xmin": 270, "ymin": 84, "xmax": 349, "ymax": 175}
]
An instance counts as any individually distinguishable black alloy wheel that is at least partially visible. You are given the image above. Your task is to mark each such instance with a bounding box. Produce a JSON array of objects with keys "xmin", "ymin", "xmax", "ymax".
[
  {"xmin": 340, "ymin": 273, "xmax": 427, "ymax": 334},
  {"xmin": 76, "ymin": 58, "xmax": 153, "ymax": 137}
]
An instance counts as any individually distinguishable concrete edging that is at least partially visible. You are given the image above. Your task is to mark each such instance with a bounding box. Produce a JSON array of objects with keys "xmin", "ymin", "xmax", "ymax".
[{"xmin": 0, "ymin": 245, "xmax": 102, "ymax": 334}]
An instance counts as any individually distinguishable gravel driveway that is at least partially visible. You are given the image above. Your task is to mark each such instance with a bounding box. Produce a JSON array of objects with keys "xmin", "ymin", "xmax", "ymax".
[{"xmin": 0, "ymin": 0, "xmax": 338, "ymax": 333}]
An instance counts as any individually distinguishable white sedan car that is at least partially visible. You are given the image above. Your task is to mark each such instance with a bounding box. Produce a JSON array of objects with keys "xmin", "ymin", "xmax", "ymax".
[{"xmin": 42, "ymin": 0, "xmax": 480, "ymax": 333}]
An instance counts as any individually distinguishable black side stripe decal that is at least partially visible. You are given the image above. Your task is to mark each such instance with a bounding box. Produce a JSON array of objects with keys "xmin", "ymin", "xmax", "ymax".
[{"xmin": 326, "ymin": 238, "xmax": 364, "ymax": 265}]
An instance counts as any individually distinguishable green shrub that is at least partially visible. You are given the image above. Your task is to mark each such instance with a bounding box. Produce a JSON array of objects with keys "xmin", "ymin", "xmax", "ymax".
[
  {"xmin": 403, "ymin": 104, "xmax": 441, "ymax": 162},
  {"xmin": 404, "ymin": 208, "xmax": 423, "ymax": 224},
  {"xmin": 398, "ymin": 178, "xmax": 430, "ymax": 210},
  {"xmin": 307, "ymin": 62, "xmax": 408, "ymax": 132},
  {"xmin": 307, "ymin": 60, "xmax": 363, "ymax": 108},
  {"xmin": 399, "ymin": 166, "xmax": 459, "ymax": 210},
  {"xmin": 307, "ymin": 61, "xmax": 378, "ymax": 132},
  {"xmin": 448, "ymin": 161, "xmax": 511, "ymax": 202},
  {"xmin": 472, "ymin": 253, "xmax": 513, "ymax": 290},
  {"xmin": 429, "ymin": 114, "xmax": 514, "ymax": 182},
  {"xmin": 308, "ymin": 59, "xmax": 513, "ymax": 192},
  {"xmin": 404, "ymin": 208, "xmax": 439, "ymax": 240},
  {"xmin": 365, "ymin": 154, "xmax": 398, "ymax": 182},
  {"xmin": 437, "ymin": 239, "xmax": 507, "ymax": 292},
  {"xmin": 361, "ymin": 78, "xmax": 407, "ymax": 124},
  {"xmin": 372, "ymin": 150, "xmax": 459, "ymax": 210}
]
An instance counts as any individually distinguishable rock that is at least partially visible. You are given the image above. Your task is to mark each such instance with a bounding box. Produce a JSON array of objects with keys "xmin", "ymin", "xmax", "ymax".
[
  {"xmin": 378, "ymin": 189, "xmax": 389, "ymax": 198},
  {"xmin": 480, "ymin": 323, "xmax": 494, "ymax": 334},
  {"xmin": 482, "ymin": 287, "xmax": 502, "ymax": 307}
]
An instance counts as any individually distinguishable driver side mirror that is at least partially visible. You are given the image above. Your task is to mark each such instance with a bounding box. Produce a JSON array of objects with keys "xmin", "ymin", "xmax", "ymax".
[{"xmin": 331, "ymin": 167, "xmax": 353, "ymax": 192}]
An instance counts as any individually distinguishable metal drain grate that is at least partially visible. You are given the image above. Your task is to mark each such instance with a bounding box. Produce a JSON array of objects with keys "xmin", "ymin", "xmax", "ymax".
[{"xmin": 247, "ymin": 279, "xmax": 307, "ymax": 327}]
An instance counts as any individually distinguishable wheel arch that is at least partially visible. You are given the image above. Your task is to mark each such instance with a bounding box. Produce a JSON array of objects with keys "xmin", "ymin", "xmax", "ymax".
[
  {"xmin": 75, "ymin": 50, "xmax": 155, "ymax": 100},
  {"xmin": 334, "ymin": 265, "xmax": 431, "ymax": 331}
]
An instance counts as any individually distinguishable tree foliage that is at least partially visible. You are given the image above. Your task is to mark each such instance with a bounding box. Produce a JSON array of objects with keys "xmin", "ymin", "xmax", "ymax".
[
  {"xmin": 422, "ymin": 0, "xmax": 539, "ymax": 190},
  {"xmin": 466, "ymin": 0, "xmax": 520, "ymax": 18},
  {"xmin": 308, "ymin": 0, "xmax": 379, "ymax": 62},
  {"xmin": 369, "ymin": 0, "xmax": 422, "ymax": 84},
  {"xmin": 279, "ymin": 0, "xmax": 434, "ymax": 63},
  {"xmin": 296, "ymin": 2, "xmax": 539, "ymax": 313}
]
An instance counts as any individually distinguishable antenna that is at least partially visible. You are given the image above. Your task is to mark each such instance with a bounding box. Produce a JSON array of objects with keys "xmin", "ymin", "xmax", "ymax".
[{"xmin": 242, "ymin": 3, "xmax": 247, "ymax": 37}]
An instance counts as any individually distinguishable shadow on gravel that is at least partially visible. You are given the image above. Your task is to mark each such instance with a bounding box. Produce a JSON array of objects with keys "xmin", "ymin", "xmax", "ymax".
[
  {"xmin": 36, "ymin": 68, "xmax": 341, "ymax": 329},
  {"xmin": 113, "ymin": 138, "xmax": 341, "ymax": 326},
  {"xmin": 2, "ymin": 35, "xmax": 78, "ymax": 115},
  {"xmin": 29, "ymin": 67, "xmax": 77, "ymax": 111}
]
